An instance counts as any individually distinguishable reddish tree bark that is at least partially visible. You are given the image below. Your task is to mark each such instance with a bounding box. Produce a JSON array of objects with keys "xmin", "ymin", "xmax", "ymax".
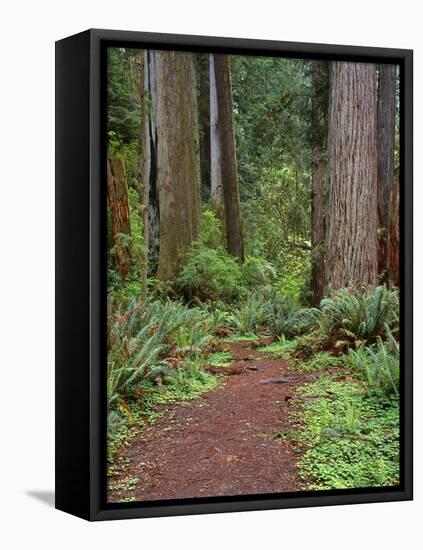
[
  {"xmin": 326, "ymin": 62, "xmax": 378, "ymax": 289},
  {"xmin": 213, "ymin": 54, "xmax": 244, "ymax": 262},
  {"xmin": 107, "ymin": 158, "xmax": 131, "ymax": 279},
  {"xmin": 310, "ymin": 61, "xmax": 327, "ymax": 305},
  {"xmin": 377, "ymin": 64, "xmax": 397, "ymax": 284}
]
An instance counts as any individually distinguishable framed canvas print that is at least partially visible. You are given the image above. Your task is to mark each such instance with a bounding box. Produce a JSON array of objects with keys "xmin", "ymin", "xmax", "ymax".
[{"xmin": 55, "ymin": 29, "xmax": 413, "ymax": 521}]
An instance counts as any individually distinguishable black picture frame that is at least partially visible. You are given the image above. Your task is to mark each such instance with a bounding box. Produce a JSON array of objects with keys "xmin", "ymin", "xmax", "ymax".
[{"xmin": 55, "ymin": 28, "xmax": 413, "ymax": 521}]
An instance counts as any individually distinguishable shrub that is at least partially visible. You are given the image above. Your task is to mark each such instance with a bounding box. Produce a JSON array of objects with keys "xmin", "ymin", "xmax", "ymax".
[
  {"xmin": 291, "ymin": 330, "xmax": 331, "ymax": 359},
  {"xmin": 292, "ymin": 351, "xmax": 345, "ymax": 372},
  {"xmin": 348, "ymin": 335, "xmax": 399, "ymax": 397},
  {"xmin": 260, "ymin": 287, "xmax": 305, "ymax": 337},
  {"xmin": 317, "ymin": 286, "xmax": 399, "ymax": 347},
  {"xmin": 241, "ymin": 256, "xmax": 277, "ymax": 288},
  {"xmin": 175, "ymin": 245, "xmax": 244, "ymax": 302},
  {"xmin": 199, "ymin": 209, "xmax": 223, "ymax": 249},
  {"xmin": 229, "ymin": 292, "xmax": 267, "ymax": 333},
  {"xmin": 107, "ymin": 298, "xmax": 214, "ymax": 413}
]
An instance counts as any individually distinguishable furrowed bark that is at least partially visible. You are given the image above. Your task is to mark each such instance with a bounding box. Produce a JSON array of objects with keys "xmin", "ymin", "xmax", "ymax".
[
  {"xmin": 310, "ymin": 61, "xmax": 327, "ymax": 305},
  {"xmin": 198, "ymin": 55, "xmax": 211, "ymax": 197},
  {"xmin": 138, "ymin": 50, "xmax": 148, "ymax": 297},
  {"xmin": 107, "ymin": 158, "xmax": 131, "ymax": 279},
  {"xmin": 155, "ymin": 51, "xmax": 201, "ymax": 281},
  {"xmin": 142, "ymin": 50, "xmax": 160, "ymax": 271},
  {"xmin": 377, "ymin": 64, "xmax": 397, "ymax": 283},
  {"xmin": 214, "ymin": 54, "xmax": 244, "ymax": 262},
  {"xmin": 326, "ymin": 62, "xmax": 378, "ymax": 289},
  {"xmin": 388, "ymin": 175, "xmax": 400, "ymax": 287},
  {"xmin": 209, "ymin": 54, "xmax": 225, "ymax": 235}
]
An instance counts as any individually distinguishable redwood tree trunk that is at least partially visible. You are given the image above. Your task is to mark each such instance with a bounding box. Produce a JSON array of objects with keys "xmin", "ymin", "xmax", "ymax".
[
  {"xmin": 155, "ymin": 51, "xmax": 201, "ymax": 281},
  {"xmin": 377, "ymin": 64, "xmax": 397, "ymax": 283},
  {"xmin": 388, "ymin": 175, "xmax": 400, "ymax": 287},
  {"xmin": 107, "ymin": 158, "xmax": 131, "ymax": 279},
  {"xmin": 310, "ymin": 61, "xmax": 327, "ymax": 305},
  {"xmin": 326, "ymin": 62, "xmax": 378, "ymax": 289},
  {"xmin": 209, "ymin": 54, "xmax": 225, "ymax": 234},
  {"xmin": 142, "ymin": 50, "xmax": 160, "ymax": 271},
  {"xmin": 214, "ymin": 54, "xmax": 244, "ymax": 262},
  {"xmin": 198, "ymin": 55, "xmax": 211, "ymax": 197}
]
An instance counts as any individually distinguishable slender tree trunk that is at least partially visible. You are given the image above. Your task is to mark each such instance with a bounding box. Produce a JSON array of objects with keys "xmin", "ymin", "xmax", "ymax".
[
  {"xmin": 326, "ymin": 62, "xmax": 378, "ymax": 289},
  {"xmin": 209, "ymin": 54, "xmax": 225, "ymax": 235},
  {"xmin": 107, "ymin": 158, "xmax": 131, "ymax": 279},
  {"xmin": 377, "ymin": 64, "xmax": 397, "ymax": 283},
  {"xmin": 388, "ymin": 175, "xmax": 400, "ymax": 287},
  {"xmin": 198, "ymin": 55, "xmax": 211, "ymax": 197},
  {"xmin": 138, "ymin": 50, "xmax": 148, "ymax": 297},
  {"xmin": 142, "ymin": 50, "xmax": 160, "ymax": 272},
  {"xmin": 213, "ymin": 54, "xmax": 244, "ymax": 262},
  {"xmin": 155, "ymin": 51, "xmax": 201, "ymax": 281},
  {"xmin": 310, "ymin": 61, "xmax": 327, "ymax": 305}
]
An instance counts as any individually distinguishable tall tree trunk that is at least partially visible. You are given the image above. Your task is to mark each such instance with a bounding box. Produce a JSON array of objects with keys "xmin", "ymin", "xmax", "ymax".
[
  {"xmin": 388, "ymin": 175, "xmax": 400, "ymax": 287},
  {"xmin": 326, "ymin": 62, "xmax": 378, "ymax": 289},
  {"xmin": 138, "ymin": 50, "xmax": 148, "ymax": 297},
  {"xmin": 198, "ymin": 55, "xmax": 211, "ymax": 198},
  {"xmin": 155, "ymin": 51, "xmax": 201, "ymax": 281},
  {"xmin": 377, "ymin": 64, "xmax": 397, "ymax": 284},
  {"xmin": 213, "ymin": 54, "xmax": 244, "ymax": 262},
  {"xmin": 142, "ymin": 50, "xmax": 160, "ymax": 272},
  {"xmin": 107, "ymin": 158, "xmax": 131, "ymax": 279},
  {"xmin": 310, "ymin": 61, "xmax": 327, "ymax": 305},
  {"xmin": 209, "ymin": 54, "xmax": 225, "ymax": 234}
]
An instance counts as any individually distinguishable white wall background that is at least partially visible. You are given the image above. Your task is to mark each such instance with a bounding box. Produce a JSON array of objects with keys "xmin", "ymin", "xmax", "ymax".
[{"xmin": 0, "ymin": 1, "xmax": 420, "ymax": 547}]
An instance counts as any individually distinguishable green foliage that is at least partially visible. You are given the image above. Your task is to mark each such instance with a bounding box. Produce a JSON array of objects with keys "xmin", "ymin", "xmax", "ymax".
[
  {"xmin": 348, "ymin": 335, "xmax": 399, "ymax": 397},
  {"xmin": 108, "ymin": 186, "xmax": 147, "ymax": 302},
  {"xmin": 107, "ymin": 48, "xmax": 141, "ymax": 156},
  {"xmin": 257, "ymin": 336, "xmax": 297, "ymax": 357},
  {"xmin": 175, "ymin": 245, "xmax": 244, "ymax": 303},
  {"xmin": 241, "ymin": 166, "xmax": 312, "ymax": 302},
  {"xmin": 294, "ymin": 376, "xmax": 399, "ymax": 489},
  {"xmin": 317, "ymin": 286, "xmax": 399, "ymax": 347},
  {"xmin": 290, "ymin": 330, "xmax": 331, "ymax": 359},
  {"xmin": 229, "ymin": 292, "xmax": 266, "ymax": 333},
  {"xmin": 199, "ymin": 209, "xmax": 223, "ymax": 249},
  {"xmin": 226, "ymin": 286, "xmax": 312, "ymax": 337},
  {"xmin": 292, "ymin": 351, "xmax": 345, "ymax": 372},
  {"xmin": 208, "ymin": 351, "xmax": 234, "ymax": 367},
  {"xmin": 107, "ymin": 298, "xmax": 215, "ymax": 413},
  {"xmin": 241, "ymin": 256, "xmax": 277, "ymax": 287}
]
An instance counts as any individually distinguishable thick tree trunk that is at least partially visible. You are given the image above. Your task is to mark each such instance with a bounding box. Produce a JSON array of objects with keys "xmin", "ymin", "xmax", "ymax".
[
  {"xmin": 155, "ymin": 51, "xmax": 201, "ymax": 281},
  {"xmin": 107, "ymin": 158, "xmax": 131, "ymax": 279},
  {"xmin": 326, "ymin": 62, "xmax": 378, "ymax": 289},
  {"xmin": 213, "ymin": 54, "xmax": 244, "ymax": 262},
  {"xmin": 142, "ymin": 50, "xmax": 160, "ymax": 271},
  {"xmin": 310, "ymin": 61, "xmax": 327, "ymax": 305},
  {"xmin": 377, "ymin": 64, "xmax": 397, "ymax": 283}
]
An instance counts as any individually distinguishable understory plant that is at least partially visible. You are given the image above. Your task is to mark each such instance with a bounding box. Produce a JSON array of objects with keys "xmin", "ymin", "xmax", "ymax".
[
  {"xmin": 107, "ymin": 297, "xmax": 216, "ymax": 421},
  {"xmin": 316, "ymin": 286, "xmax": 399, "ymax": 347},
  {"xmin": 348, "ymin": 331, "xmax": 400, "ymax": 397}
]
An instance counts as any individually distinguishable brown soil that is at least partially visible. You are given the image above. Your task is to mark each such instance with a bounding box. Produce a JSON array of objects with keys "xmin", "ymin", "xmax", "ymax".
[{"xmin": 108, "ymin": 338, "xmax": 311, "ymax": 503}]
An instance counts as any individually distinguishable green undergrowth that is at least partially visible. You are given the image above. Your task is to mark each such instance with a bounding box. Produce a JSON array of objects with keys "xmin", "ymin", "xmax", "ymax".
[
  {"xmin": 291, "ymin": 375, "xmax": 400, "ymax": 490},
  {"xmin": 291, "ymin": 351, "xmax": 346, "ymax": 372},
  {"xmin": 257, "ymin": 336, "xmax": 297, "ymax": 357},
  {"xmin": 222, "ymin": 333, "xmax": 260, "ymax": 343},
  {"xmin": 208, "ymin": 351, "xmax": 234, "ymax": 367}
]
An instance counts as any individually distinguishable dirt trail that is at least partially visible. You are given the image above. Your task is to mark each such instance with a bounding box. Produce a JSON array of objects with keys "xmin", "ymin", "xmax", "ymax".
[{"xmin": 108, "ymin": 338, "xmax": 310, "ymax": 503}]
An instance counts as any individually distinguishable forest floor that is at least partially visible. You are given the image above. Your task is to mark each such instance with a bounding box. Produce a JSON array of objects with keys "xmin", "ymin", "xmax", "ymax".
[{"xmin": 107, "ymin": 337, "xmax": 317, "ymax": 502}]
